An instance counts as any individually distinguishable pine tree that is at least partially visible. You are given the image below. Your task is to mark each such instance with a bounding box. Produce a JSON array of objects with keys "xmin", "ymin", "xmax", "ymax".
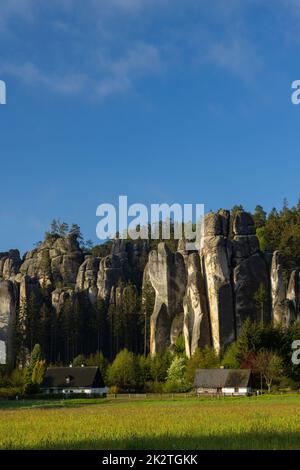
[
  {"xmin": 24, "ymin": 344, "xmax": 42, "ymax": 394},
  {"xmin": 253, "ymin": 205, "xmax": 267, "ymax": 229}
]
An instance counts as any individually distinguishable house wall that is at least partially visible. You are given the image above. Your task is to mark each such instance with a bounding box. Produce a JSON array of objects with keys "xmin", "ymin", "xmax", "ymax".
[
  {"xmin": 196, "ymin": 387, "xmax": 219, "ymax": 394},
  {"xmin": 43, "ymin": 387, "xmax": 108, "ymax": 395},
  {"xmin": 196, "ymin": 387, "xmax": 251, "ymax": 395},
  {"xmin": 222, "ymin": 387, "xmax": 251, "ymax": 395}
]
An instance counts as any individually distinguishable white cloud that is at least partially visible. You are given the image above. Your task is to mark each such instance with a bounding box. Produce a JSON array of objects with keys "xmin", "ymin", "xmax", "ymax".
[
  {"xmin": 1, "ymin": 43, "xmax": 163, "ymax": 98},
  {"xmin": 96, "ymin": 43, "xmax": 163, "ymax": 97},
  {"xmin": 207, "ymin": 38, "xmax": 261, "ymax": 80},
  {"xmin": 0, "ymin": 62, "xmax": 89, "ymax": 94},
  {"xmin": 0, "ymin": 0, "xmax": 36, "ymax": 31},
  {"xmin": 0, "ymin": 0, "xmax": 268, "ymax": 99}
]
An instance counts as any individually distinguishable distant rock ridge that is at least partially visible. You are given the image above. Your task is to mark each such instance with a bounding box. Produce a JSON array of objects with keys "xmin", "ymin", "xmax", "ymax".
[{"xmin": 0, "ymin": 209, "xmax": 299, "ymax": 365}]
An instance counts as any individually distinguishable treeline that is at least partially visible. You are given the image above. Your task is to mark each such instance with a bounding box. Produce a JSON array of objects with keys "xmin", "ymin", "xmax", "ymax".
[
  {"xmin": 13, "ymin": 280, "xmax": 154, "ymax": 366},
  {"xmin": 3, "ymin": 321, "xmax": 300, "ymax": 397},
  {"xmin": 248, "ymin": 200, "xmax": 300, "ymax": 271},
  {"xmin": 68, "ymin": 320, "xmax": 300, "ymax": 393}
]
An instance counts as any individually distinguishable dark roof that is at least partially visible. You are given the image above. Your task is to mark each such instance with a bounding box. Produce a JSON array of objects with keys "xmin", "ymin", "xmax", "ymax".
[
  {"xmin": 41, "ymin": 366, "xmax": 104, "ymax": 389},
  {"xmin": 194, "ymin": 369, "xmax": 251, "ymax": 388}
]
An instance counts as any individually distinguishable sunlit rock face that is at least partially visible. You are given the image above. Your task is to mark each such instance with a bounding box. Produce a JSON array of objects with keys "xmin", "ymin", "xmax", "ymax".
[
  {"xmin": 183, "ymin": 252, "xmax": 211, "ymax": 358},
  {"xmin": 200, "ymin": 210, "xmax": 235, "ymax": 354},
  {"xmin": 144, "ymin": 242, "xmax": 186, "ymax": 354},
  {"xmin": 0, "ymin": 281, "xmax": 18, "ymax": 367},
  {"xmin": 19, "ymin": 235, "xmax": 84, "ymax": 287},
  {"xmin": 271, "ymin": 251, "xmax": 287, "ymax": 326},
  {"xmin": 0, "ymin": 250, "xmax": 21, "ymax": 281}
]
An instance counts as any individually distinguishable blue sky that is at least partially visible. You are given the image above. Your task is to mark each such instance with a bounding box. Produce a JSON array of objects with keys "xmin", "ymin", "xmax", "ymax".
[{"xmin": 0, "ymin": 0, "xmax": 300, "ymax": 253}]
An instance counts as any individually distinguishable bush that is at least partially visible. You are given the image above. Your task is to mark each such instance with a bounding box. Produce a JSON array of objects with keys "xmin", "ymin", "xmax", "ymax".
[
  {"xmin": 107, "ymin": 349, "xmax": 140, "ymax": 391},
  {"xmin": 109, "ymin": 386, "xmax": 120, "ymax": 394},
  {"xmin": 0, "ymin": 387, "xmax": 23, "ymax": 400},
  {"xmin": 164, "ymin": 356, "xmax": 191, "ymax": 393},
  {"xmin": 144, "ymin": 381, "xmax": 164, "ymax": 393},
  {"xmin": 163, "ymin": 380, "xmax": 191, "ymax": 393}
]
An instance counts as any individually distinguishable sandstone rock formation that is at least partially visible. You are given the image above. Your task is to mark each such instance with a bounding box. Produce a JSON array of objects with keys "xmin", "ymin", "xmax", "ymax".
[
  {"xmin": 286, "ymin": 269, "xmax": 300, "ymax": 322},
  {"xmin": 0, "ymin": 281, "xmax": 17, "ymax": 366},
  {"xmin": 20, "ymin": 235, "xmax": 84, "ymax": 287},
  {"xmin": 271, "ymin": 251, "xmax": 287, "ymax": 326},
  {"xmin": 201, "ymin": 210, "xmax": 235, "ymax": 353},
  {"xmin": 232, "ymin": 211, "xmax": 271, "ymax": 334},
  {"xmin": 0, "ymin": 250, "xmax": 21, "ymax": 281},
  {"xmin": 183, "ymin": 253, "xmax": 211, "ymax": 357},
  {"xmin": 76, "ymin": 255, "xmax": 100, "ymax": 304},
  {"xmin": 144, "ymin": 243, "xmax": 186, "ymax": 354},
  {"xmin": 51, "ymin": 288, "xmax": 77, "ymax": 315},
  {"xmin": 96, "ymin": 239, "xmax": 132, "ymax": 301},
  {"xmin": 1, "ymin": 208, "xmax": 300, "ymax": 366}
]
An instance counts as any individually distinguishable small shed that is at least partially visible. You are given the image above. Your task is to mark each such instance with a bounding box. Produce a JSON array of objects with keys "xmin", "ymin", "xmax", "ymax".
[
  {"xmin": 41, "ymin": 366, "xmax": 107, "ymax": 396},
  {"xmin": 194, "ymin": 369, "xmax": 252, "ymax": 396}
]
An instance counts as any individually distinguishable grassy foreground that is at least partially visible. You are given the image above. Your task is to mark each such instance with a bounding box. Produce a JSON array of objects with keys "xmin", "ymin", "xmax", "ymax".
[{"xmin": 1, "ymin": 394, "xmax": 300, "ymax": 450}]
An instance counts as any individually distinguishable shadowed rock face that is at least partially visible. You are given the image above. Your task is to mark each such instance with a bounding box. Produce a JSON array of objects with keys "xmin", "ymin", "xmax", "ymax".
[
  {"xmin": 97, "ymin": 239, "xmax": 132, "ymax": 301},
  {"xmin": 286, "ymin": 269, "xmax": 300, "ymax": 322},
  {"xmin": 271, "ymin": 251, "xmax": 287, "ymax": 326},
  {"xmin": 97, "ymin": 255, "xmax": 125, "ymax": 301},
  {"xmin": 51, "ymin": 288, "xmax": 77, "ymax": 315},
  {"xmin": 183, "ymin": 253, "xmax": 211, "ymax": 358},
  {"xmin": 232, "ymin": 211, "xmax": 270, "ymax": 335},
  {"xmin": 76, "ymin": 255, "xmax": 100, "ymax": 304},
  {"xmin": 145, "ymin": 243, "xmax": 187, "ymax": 354},
  {"xmin": 201, "ymin": 210, "xmax": 235, "ymax": 353}
]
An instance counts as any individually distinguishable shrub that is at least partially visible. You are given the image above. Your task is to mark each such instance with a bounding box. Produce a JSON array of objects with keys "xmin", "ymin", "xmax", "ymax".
[
  {"xmin": 164, "ymin": 357, "xmax": 191, "ymax": 393},
  {"xmin": 144, "ymin": 381, "xmax": 164, "ymax": 393},
  {"xmin": 0, "ymin": 387, "xmax": 23, "ymax": 400},
  {"xmin": 107, "ymin": 349, "xmax": 140, "ymax": 391}
]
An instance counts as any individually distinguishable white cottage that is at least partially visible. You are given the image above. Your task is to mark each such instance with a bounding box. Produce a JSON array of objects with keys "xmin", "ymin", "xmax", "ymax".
[{"xmin": 194, "ymin": 369, "xmax": 252, "ymax": 396}]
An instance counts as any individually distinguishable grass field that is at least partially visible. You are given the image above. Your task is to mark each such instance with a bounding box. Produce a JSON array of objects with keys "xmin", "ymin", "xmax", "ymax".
[{"xmin": 1, "ymin": 394, "xmax": 300, "ymax": 450}]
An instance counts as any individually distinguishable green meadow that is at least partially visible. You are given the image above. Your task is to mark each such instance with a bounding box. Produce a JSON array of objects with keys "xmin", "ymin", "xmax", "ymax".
[{"xmin": 1, "ymin": 394, "xmax": 300, "ymax": 450}]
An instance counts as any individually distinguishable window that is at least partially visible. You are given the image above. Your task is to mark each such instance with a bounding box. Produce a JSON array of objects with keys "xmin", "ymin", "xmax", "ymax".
[{"xmin": 234, "ymin": 387, "xmax": 239, "ymax": 393}]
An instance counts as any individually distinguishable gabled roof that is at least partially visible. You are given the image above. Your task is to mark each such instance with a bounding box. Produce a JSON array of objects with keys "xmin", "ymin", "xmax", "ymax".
[
  {"xmin": 41, "ymin": 366, "xmax": 104, "ymax": 389},
  {"xmin": 194, "ymin": 369, "xmax": 251, "ymax": 388}
]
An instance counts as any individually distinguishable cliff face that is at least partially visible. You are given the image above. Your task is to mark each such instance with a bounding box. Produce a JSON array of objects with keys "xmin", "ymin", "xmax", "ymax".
[{"xmin": 0, "ymin": 209, "xmax": 299, "ymax": 365}]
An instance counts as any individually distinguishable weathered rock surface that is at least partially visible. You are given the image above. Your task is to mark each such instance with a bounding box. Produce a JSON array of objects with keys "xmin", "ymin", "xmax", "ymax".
[
  {"xmin": 232, "ymin": 211, "xmax": 270, "ymax": 335},
  {"xmin": 0, "ymin": 281, "xmax": 18, "ymax": 366},
  {"xmin": 97, "ymin": 255, "xmax": 125, "ymax": 301},
  {"xmin": 200, "ymin": 210, "xmax": 235, "ymax": 353},
  {"xmin": 20, "ymin": 235, "xmax": 84, "ymax": 287},
  {"xmin": 271, "ymin": 251, "xmax": 287, "ymax": 326},
  {"xmin": 183, "ymin": 253, "xmax": 211, "ymax": 357},
  {"xmin": 145, "ymin": 243, "xmax": 186, "ymax": 354},
  {"xmin": 97, "ymin": 239, "xmax": 131, "ymax": 301},
  {"xmin": 286, "ymin": 269, "xmax": 300, "ymax": 322},
  {"xmin": 76, "ymin": 255, "xmax": 100, "ymax": 304},
  {"xmin": 51, "ymin": 288, "xmax": 76, "ymax": 315},
  {"xmin": 0, "ymin": 250, "xmax": 21, "ymax": 281}
]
